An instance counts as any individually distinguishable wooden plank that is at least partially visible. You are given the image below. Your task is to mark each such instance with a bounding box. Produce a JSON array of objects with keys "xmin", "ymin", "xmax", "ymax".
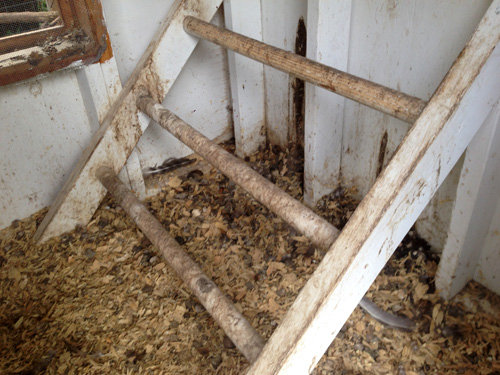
[
  {"xmin": 135, "ymin": 9, "xmax": 233, "ymax": 178},
  {"xmin": 303, "ymin": 0, "xmax": 352, "ymax": 206},
  {"xmin": 341, "ymin": 0, "xmax": 490, "ymax": 194},
  {"xmin": 339, "ymin": 1, "xmax": 491, "ymax": 248},
  {"xmin": 223, "ymin": 0, "xmax": 266, "ymax": 157},
  {"xmin": 246, "ymin": 2, "xmax": 500, "ymax": 374},
  {"xmin": 100, "ymin": 3, "xmax": 232, "ymax": 184},
  {"xmin": 260, "ymin": 0, "xmax": 307, "ymax": 148},
  {"xmin": 436, "ymin": 101, "xmax": 500, "ymax": 298},
  {"xmin": 474, "ymin": 189, "xmax": 500, "ymax": 295},
  {"xmin": 76, "ymin": 60, "xmax": 122, "ymax": 126},
  {"xmin": 408, "ymin": 1, "xmax": 492, "ymax": 251},
  {"xmin": 34, "ymin": 0, "xmax": 223, "ymax": 242}
]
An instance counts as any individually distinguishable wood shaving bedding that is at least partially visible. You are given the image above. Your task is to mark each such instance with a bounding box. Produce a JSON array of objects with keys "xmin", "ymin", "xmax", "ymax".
[{"xmin": 1, "ymin": 143, "xmax": 499, "ymax": 374}]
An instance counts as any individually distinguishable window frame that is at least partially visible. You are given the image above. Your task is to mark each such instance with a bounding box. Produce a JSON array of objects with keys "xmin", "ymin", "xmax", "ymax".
[{"xmin": 0, "ymin": 0, "xmax": 110, "ymax": 86}]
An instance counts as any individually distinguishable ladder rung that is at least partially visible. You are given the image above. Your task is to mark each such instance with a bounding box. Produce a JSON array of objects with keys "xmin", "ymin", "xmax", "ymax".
[
  {"xmin": 183, "ymin": 16, "xmax": 427, "ymax": 124},
  {"xmin": 96, "ymin": 166, "xmax": 265, "ymax": 363},
  {"xmin": 136, "ymin": 92, "xmax": 340, "ymax": 251},
  {"xmin": 136, "ymin": 92, "xmax": 415, "ymax": 333}
]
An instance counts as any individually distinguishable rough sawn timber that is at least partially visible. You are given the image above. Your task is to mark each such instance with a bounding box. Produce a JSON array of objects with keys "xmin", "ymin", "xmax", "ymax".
[
  {"xmin": 246, "ymin": 2, "xmax": 500, "ymax": 374},
  {"xmin": 34, "ymin": 0, "xmax": 223, "ymax": 242}
]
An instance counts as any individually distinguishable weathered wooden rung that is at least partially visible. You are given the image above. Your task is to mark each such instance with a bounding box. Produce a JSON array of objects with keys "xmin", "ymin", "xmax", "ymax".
[
  {"xmin": 96, "ymin": 166, "xmax": 265, "ymax": 363},
  {"xmin": 136, "ymin": 91, "xmax": 340, "ymax": 251},
  {"xmin": 136, "ymin": 91, "xmax": 416, "ymax": 331},
  {"xmin": 183, "ymin": 16, "xmax": 427, "ymax": 124}
]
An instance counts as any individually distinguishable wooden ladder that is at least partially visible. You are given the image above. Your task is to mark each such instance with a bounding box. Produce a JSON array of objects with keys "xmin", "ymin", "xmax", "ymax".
[{"xmin": 33, "ymin": 1, "xmax": 500, "ymax": 374}]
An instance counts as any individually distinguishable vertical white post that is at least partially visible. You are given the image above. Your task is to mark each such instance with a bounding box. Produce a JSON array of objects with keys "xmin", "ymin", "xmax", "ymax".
[
  {"xmin": 474, "ymin": 193, "xmax": 500, "ymax": 295},
  {"xmin": 223, "ymin": 0, "xmax": 266, "ymax": 157},
  {"xmin": 437, "ymin": 101, "xmax": 500, "ymax": 298},
  {"xmin": 261, "ymin": 0, "xmax": 307, "ymax": 148},
  {"xmin": 304, "ymin": 0, "xmax": 352, "ymax": 206}
]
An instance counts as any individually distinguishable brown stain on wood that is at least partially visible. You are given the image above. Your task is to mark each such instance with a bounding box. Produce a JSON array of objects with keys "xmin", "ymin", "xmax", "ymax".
[
  {"xmin": 376, "ymin": 131, "xmax": 388, "ymax": 177},
  {"xmin": 0, "ymin": 31, "xmax": 102, "ymax": 86},
  {"xmin": 289, "ymin": 17, "xmax": 306, "ymax": 178},
  {"xmin": 97, "ymin": 31, "xmax": 114, "ymax": 63},
  {"xmin": 291, "ymin": 17, "xmax": 307, "ymax": 150}
]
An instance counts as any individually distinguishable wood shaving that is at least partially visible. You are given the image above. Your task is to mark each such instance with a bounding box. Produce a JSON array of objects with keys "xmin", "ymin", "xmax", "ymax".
[{"xmin": 1, "ymin": 143, "xmax": 499, "ymax": 374}]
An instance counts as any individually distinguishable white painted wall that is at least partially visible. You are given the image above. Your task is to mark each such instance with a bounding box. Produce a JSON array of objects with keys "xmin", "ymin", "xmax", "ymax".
[
  {"xmin": 0, "ymin": 70, "xmax": 97, "ymax": 228},
  {"xmin": 475, "ymin": 192, "xmax": 500, "ymax": 295},
  {"xmin": 257, "ymin": 0, "xmax": 499, "ymax": 297},
  {"xmin": 298, "ymin": 0, "xmax": 491, "ymax": 253},
  {"xmin": 303, "ymin": 0, "xmax": 351, "ymax": 206},
  {"xmin": 437, "ymin": 101, "xmax": 500, "ymax": 298},
  {"xmin": 0, "ymin": 1, "xmax": 232, "ymax": 229},
  {"xmin": 224, "ymin": 0, "xmax": 266, "ymax": 157},
  {"xmin": 340, "ymin": 0, "xmax": 492, "ymax": 250}
]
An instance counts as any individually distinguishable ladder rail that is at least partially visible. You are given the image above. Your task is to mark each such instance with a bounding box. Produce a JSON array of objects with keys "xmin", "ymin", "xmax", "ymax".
[
  {"xmin": 244, "ymin": 1, "xmax": 500, "ymax": 373},
  {"xmin": 33, "ymin": 0, "xmax": 223, "ymax": 243},
  {"xmin": 31, "ymin": 1, "xmax": 500, "ymax": 373}
]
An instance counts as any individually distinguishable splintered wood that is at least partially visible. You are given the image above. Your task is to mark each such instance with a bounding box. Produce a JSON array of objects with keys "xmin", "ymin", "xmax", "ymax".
[{"xmin": 1, "ymin": 145, "xmax": 499, "ymax": 375}]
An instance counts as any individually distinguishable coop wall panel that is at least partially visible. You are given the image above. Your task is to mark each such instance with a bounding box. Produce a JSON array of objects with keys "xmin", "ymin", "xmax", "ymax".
[
  {"xmin": 338, "ymin": 0, "xmax": 492, "ymax": 250},
  {"xmin": 101, "ymin": 1, "xmax": 232, "ymax": 177},
  {"xmin": 0, "ymin": 70, "xmax": 95, "ymax": 229},
  {"xmin": 0, "ymin": 0, "xmax": 233, "ymax": 229}
]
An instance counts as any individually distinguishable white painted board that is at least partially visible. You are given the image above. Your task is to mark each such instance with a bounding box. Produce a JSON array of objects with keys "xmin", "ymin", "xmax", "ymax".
[
  {"xmin": 339, "ymin": 0, "xmax": 492, "ymax": 250},
  {"xmin": 0, "ymin": 70, "xmax": 94, "ymax": 229},
  {"xmin": 101, "ymin": 1, "xmax": 233, "ymax": 181},
  {"xmin": 223, "ymin": 0, "xmax": 266, "ymax": 157},
  {"xmin": 261, "ymin": 0, "xmax": 307, "ymax": 147},
  {"xmin": 136, "ymin": 11, "xmax": 233, "ymax": 175},
  {"xmin": 75, "ymin": 57, "xmax": 147, "ymax": 197},
  {"xmin": 437, "ymin": 101, "xmax": 500, "ymax": 298},
  {"xmin": 100, "ymin": 0, "xmax": 176, "ymax": 85},
  {"xmin": 475, "ymin": 193, "xmax": 500, "ymax": 295},
  {"xmin": 304, "ymin": 0, "xmax": 352, "ymax": 206}
]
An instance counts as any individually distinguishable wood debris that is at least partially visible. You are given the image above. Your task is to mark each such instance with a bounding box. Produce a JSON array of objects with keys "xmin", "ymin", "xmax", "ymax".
[{"xmin": 1, "ymin": 142, "xmax": 499, "ymax": 374}]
